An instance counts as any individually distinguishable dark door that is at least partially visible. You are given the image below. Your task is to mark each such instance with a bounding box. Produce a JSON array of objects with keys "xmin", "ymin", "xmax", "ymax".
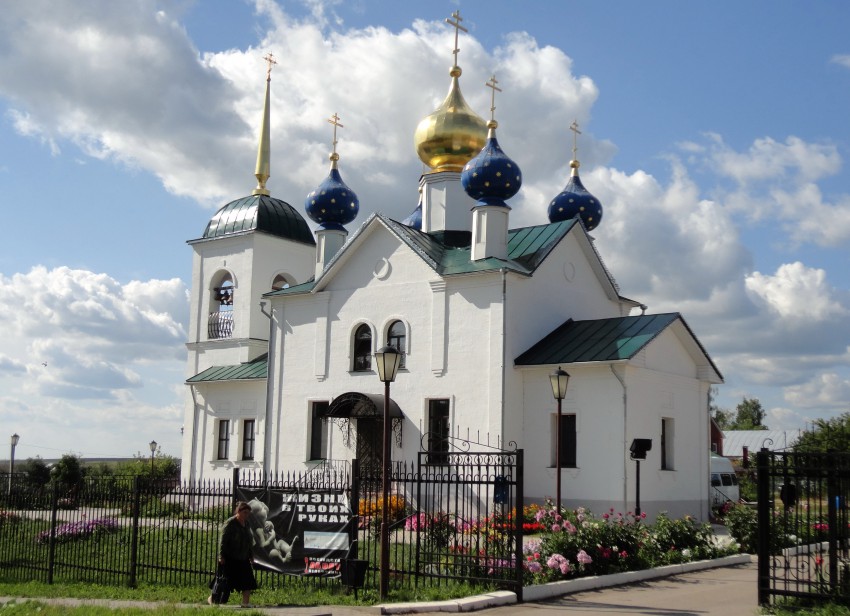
[{"xmin": 356, "ymin": 418, "xmax": 382, "ymax": 473}]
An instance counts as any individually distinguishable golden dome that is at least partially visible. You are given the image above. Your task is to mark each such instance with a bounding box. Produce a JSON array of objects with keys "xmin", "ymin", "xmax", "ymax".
[{"xmin": 414, "ymin": 66, "xmax": 488, "ymax": 172}]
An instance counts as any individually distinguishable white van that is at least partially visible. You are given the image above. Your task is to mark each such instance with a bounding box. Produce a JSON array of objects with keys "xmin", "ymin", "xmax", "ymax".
[{"xmin": 710, "ymin": 453, "xmax": 740, "ymax": 506}]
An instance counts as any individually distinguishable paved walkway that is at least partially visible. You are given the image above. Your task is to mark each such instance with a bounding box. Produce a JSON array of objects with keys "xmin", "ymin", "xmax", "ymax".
[{"xmin": 0, "ymin": 561, "xmax": 759, "ymax": 615}]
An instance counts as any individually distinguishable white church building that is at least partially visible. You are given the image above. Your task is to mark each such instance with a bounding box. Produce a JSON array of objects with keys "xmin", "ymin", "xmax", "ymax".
[{"xmin": 181, "ymin": 25, "xmax": 723, "ymax": 521}]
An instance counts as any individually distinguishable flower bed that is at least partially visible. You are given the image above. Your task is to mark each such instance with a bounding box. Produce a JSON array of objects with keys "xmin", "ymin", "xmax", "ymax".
[
  {"xmin": 522, "ymin": 505, "xmax": 736, "ymax": 584},
  {"xmin": 35, "ymin": 517, "xmax": 121, "ymax": 545}
]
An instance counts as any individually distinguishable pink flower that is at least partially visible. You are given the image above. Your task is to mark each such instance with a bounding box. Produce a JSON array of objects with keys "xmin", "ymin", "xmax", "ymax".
[
  {"xmin": 620, "ymin": 550, "xmax": 629, "ymax": 559},
  {"xmin": 602, "ymin": 513, "xmax": 609, "ymax": 520},
  {"xmin": 576, "ymin": 549, "xmax": 593, "ymax": 565},
  {"xmin": 640, "ymin": 512, "xmax": 647, "ymax": 519},
  {"xmin": 527, "ymin": 561, "xmax": 542, "ymax": 573},
  {"xmin": 559, "ymin": 561, "xmax": 570, "ymax": 574},
  {"xmin": 551, "ymin": 524, "xmax": 561, "ymax": 532}
]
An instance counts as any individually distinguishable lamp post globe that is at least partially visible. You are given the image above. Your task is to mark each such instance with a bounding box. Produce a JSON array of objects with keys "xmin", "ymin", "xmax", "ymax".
[
  {"xmin": 549, "ymin": 367, "xmax": 570, "ymax": 512},
  {"xmin": 374, "ymin": 345, "xmax": 400, "ymax": 600}
]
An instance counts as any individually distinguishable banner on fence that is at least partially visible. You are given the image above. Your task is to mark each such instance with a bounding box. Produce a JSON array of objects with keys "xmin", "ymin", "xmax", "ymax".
[{"xmin": 236, "ymin": 486, "xmax": 352, "ymax": 576}]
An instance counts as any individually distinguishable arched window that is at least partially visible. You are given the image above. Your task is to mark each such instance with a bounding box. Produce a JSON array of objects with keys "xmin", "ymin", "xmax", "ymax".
[
  {"xmin": 208, "ymin": 273, "xmax": 234, "ymax": 339},
  {"xmin": 271, "ymin": 274, "xmax": 291, "ymax": 291},
  {"xmin": 352, "ymin": 324, "xmax": 372, "ymax": 372},
  {"xmin": 214, "ymin": 275, "xmax": 234, "ymax": 311},
  {"xmin": 387, "ymin": 320, "xmax": 407, "ymax": 369}
]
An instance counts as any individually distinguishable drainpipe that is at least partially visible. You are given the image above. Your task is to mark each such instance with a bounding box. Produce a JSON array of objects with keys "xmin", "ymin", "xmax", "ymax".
[
  {"xmin": 260, "ymin": 301, "xmax": 275, "ymax": 475},
  {"xmin": 500, "ymin": 268, "xmax": 507, "ymax": 448},
  {"xmin": 610, "ymin": 365, "xmax": 628, "ymax": 512}
]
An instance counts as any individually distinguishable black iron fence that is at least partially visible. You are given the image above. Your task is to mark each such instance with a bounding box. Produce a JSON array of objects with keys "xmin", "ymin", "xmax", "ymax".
[
  {"xmin": 757, "ymin": 449, "xmax": 850, "ymax": 606},
  {"xmin": 353, "ymin": 444, "xmax": 524, "ymax": 598},
  {"xmin": 0, "ymin": 444, "xmax": 523, "ymax": 596}
]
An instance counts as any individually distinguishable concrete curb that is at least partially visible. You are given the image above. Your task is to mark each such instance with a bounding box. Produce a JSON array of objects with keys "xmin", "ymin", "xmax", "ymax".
[
  {"xmin": 373, "ymin": 554, "xmax": 753, "ymax": 613},
  {"xmin": 522, "ymin": 554, "xmax": 753, "ymax": 602}
]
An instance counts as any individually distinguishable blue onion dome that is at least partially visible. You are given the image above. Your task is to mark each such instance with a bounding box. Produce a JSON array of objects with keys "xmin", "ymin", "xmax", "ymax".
[
  {"xmin": 402, "ymin": 188, "xmax": 423, "ymax": 229},
  {"xmin": 461, "ymin": 120, "xmax": 522, "ymax": 206},
  {"xmin": 548, "ymin": 158, "xmax": 603, "ymax": 231},
  {"xmin": 305, "ymin": 152, "xmax": 359, "ymax": 231}
]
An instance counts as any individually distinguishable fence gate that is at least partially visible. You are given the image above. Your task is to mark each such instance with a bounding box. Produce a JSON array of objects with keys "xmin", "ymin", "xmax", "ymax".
[
  {"xmin": 415, "ymin": 436, "xmax": 524, "ymax": 598},
  {"xmin": 757, "ymin": 449, "xmax": 850, "ymax": 606}
]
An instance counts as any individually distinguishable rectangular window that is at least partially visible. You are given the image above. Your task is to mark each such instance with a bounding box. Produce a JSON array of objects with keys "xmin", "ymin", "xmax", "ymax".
[
  {"xmin": 551, "ymin": 414, "xmax": 577, "ymax": 468},
  {"xmin": 242, "ymin": 419, "xmax": 255, "ymax": 461},
  {"xmin": 217, "ymin": 419, "xmax": 230, "ymax": 460},
  {"xmin": 427, "ymin": 399, "xmax": 450, "ymax": 464},
  {"xmin": 661, "ymin": 418, "xmax": 674, "ymax": 470},
  {"xmin": 310, "ymin": 401, "xmax": 330, "ymax": 461}
]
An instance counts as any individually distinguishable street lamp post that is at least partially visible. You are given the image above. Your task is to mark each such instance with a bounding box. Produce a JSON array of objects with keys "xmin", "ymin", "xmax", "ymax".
[
  {"xmin": 149, "ymin": 440, "xmax": 157, "ymax": 477},
  {"xmin": 629, "ymin": 439, "xmax": 652, "ymax": 517},
  {"xmin": 8, "ymin": 433, "xmax": 19, "ymax": 496},
  {"xmin": 374, "ymin": 345, "xmax": 401, "ymax": 601},
  {"xmin": 549, "ymin": 367, "xmax": 570, "ymax": 512}
]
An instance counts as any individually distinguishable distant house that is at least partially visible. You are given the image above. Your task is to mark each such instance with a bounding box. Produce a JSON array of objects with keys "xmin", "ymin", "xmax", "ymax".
[{"xmin": 722, "ymin": 430, "xmax": 801, "ymax": 463}]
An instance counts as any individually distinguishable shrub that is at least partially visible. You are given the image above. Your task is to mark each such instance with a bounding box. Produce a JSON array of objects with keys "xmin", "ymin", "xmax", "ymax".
[
  {"xmin": 522, "ymin": 505, "xmax": 733, "ymax": 584},
  {"xmin": 724, "ymin": 503, "xmax": 757, "ymax": 553}
]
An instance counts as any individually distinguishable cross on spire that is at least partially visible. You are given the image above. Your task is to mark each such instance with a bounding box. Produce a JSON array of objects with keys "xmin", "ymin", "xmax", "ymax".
[
  {"xmin": 569, "ymin": 119, "xmax": 582, "ymax": 159},
  {"xmin": 445, "ymin": 10, "xmax": 467, "ymax": 67},
  {"xmin": 263, "ymin": 52, "xmax": 277, "ymax": 80},
  {"xmin": 327, "ymin": 112, "xmax": 344, "ymax": 155},
  {"xmin": 485, "ymin": 74, "xmax": 501, "ymax": 122}
]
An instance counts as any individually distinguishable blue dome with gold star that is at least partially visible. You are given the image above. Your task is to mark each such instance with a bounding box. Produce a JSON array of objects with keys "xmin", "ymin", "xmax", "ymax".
[
  {"xmin": 461, "ymin": 121, "xmax": 522, "ymax": 206},
  {"xmin": 548, "ymin": 159, "xmax": 603, "ymax": 231},
  {"xmin": 305, "ymin": 156, "xmax": 359, "ymax": 232}
]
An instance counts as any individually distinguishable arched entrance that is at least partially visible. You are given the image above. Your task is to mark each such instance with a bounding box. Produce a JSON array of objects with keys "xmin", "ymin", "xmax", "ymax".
[{"xmin": 326, "ymin": 392, "xmax": 403, "ymax": 472}]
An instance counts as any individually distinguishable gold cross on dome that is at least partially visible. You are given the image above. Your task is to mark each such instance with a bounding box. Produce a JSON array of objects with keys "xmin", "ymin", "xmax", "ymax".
[
  {"xmin": 327, "ymin": 113, "xmax": 344, "ymax": 155},
  {"xmin": 485, "ymin": 74, "xmax": 501, "ymax": 122},
  {"xmin": 445, "ymin": 10, "xmax": 468, "ymax": 67},
  {"xmin": 263, "ymin": 52, "xmax": 277, "ymax": 79},
  {"xmin": 569, "ymin": 119, "xmax": 582, "ymax": 158}
]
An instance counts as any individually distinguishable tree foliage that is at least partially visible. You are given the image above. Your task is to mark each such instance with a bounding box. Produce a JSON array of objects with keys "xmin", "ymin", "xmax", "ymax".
[
  {"xmin": 50, "ymin": 453, "xmax": 84, "ymax": 488},
  {"xmin": 21, "ymin": 456, "xmax": 51, "ymax": 487},
  {"xmin": 709, "ymin": 386, "xmax": 734, "ymax": 430},
  {"xmin": 794, "ymin": 412, "xmax": 850, "ymax": 453},
  {"xmin": 728, "ymin": 397, "xmax": 768, "ymax": 430}
]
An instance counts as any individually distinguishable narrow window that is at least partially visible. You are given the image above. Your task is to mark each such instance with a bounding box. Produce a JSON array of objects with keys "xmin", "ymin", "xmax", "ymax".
[
  {"xmin": 310, "ymin": 401, "xmax": 329, "ymax": 461},
  {"xmin": 353, "ymin": 324, "xmax": 372, "ymax": 372},
  {"xmin": 551, "ymin": 414, "xmax": 577, "ymax": 468},
  {"xmin": 387, "ymin": 320, "xmax": 407, "ymax": 369},
  {"xmin": 217, "ymin": 419, "xmax": 230, "ymax": 460},
  {"xmin": 427, "ymin": 399, "xmax": 450, "ymax": 464},
  {"xmin": 242, "ymin": 419, "xmax": 255, "ymax": 461},
  {"xmin": 661, "ymin": 418, "xmax": 674, "ymax": 470}
]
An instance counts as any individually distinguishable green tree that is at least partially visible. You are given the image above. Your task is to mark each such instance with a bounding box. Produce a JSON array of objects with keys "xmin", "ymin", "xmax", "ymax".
[
  {"xmin": 708, "ymin": 386, "xmax": 733, "ymax": 429},
  {"xmin": 730, "ymin": 397, "xmax": 767, "ymax": 430},
  {"xmin": 21, "ymin": 456, "xmax": 51, "ymax": 487},
  {"xmin": 794, "ymin": 412, "xmax": 850, "ymax": 453},
  {"xmin": 50, "ymin": 453, "xmax": 85, "ymax": 489}
]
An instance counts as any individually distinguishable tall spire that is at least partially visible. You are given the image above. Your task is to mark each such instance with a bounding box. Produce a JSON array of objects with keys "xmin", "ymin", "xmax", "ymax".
[
  {"xmin": 253, "ymin": 52, "xmax": 277, "ymax": 196},
  {"xmin": 413, "ymin": 10, "xmax": 487, "ymax": 172}
]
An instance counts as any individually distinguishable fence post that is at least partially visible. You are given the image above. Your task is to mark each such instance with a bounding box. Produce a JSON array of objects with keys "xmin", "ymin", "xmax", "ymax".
[
  {"xmin": 827, "ymin": 450, "xmax": 838, "ymax": 592},
  {"xmin": 350, "ymin": 458, "xmax": 360, "ymax": 561},
  {"xmin": 515, "ymin": 449, "xmax": 524, "ymax": 602},
  {"xmin": 232, "ymin": 467, "xmax": 240, "ymax": 505},
  {"xmin": 129, "ymin": 475, "xmax": 141, "ymax": 588},
  {"xmin": 756, "ymin": 448, "xmax": 770, "ymax": 605},
  {"xmin": 47, "ymin": 482, "xmax": 59, "ymax": 584}
]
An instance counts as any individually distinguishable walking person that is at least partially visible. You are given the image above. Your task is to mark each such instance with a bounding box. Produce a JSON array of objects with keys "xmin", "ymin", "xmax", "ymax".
[{"xmin": 209, "ymin": 501, "xmax": 258, "ymax": 607}]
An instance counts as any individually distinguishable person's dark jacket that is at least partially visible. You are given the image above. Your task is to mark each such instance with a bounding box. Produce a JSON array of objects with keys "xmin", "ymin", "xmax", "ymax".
[{"xmin": 219, "ymin": 516, "xmax": 254, "ymax": 561}]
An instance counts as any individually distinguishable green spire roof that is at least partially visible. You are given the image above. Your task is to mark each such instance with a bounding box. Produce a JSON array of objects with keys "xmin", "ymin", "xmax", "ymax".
[{"xmin": 202, "ymin": 194, "xmax": 315, "ymax": 245}]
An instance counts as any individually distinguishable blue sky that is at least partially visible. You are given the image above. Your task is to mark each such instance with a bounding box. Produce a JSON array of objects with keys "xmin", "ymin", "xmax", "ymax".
[{"xmin": 1, "ymin": 0, "xmax": 849, "ymax": 461}]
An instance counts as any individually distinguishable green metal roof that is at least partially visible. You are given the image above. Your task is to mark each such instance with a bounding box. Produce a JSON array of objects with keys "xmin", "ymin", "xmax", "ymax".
[
  {"xmin": 384, "ymin": 216, "xmax": 578, "ymax": 276},
  {"xmin": 264, "ymin": 215, "xmax": 582, "ymax": 298},
  {"xmin": 186, "ymin": 353, "xmax": 268, "ymax": 383},
  {"xmin": 201, "ymin": 195, "xmax": 315, "ymax": 245},
  {"xmin": 515, "ymin": 313, "xmax": 681, "ymax": 365}
]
